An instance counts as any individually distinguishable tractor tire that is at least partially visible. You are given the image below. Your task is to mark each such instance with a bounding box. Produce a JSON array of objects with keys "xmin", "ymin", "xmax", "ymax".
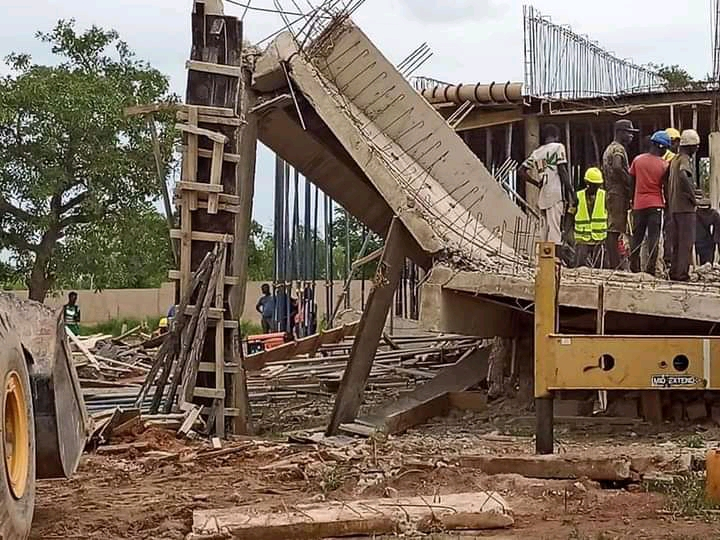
[{"xmin": 0, "ymin": 326, "xmax": 36, "ymax": 540}]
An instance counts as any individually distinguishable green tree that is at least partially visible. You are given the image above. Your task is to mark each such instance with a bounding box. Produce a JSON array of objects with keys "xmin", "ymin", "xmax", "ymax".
[
  {"xmin": 649, "ymin": 63, "xmax": 708, "ymax": 91},
  {"xmin": 0, "ymin": 20, "xmax": 176, "ymax": 301},
  {"xmin": 248, "ymin": 220, "xmax": 274, "ymax": 281},
  {"xmin": 331, "ymin": 207, "xmax": 382, "ymax": 278},
  {"xmin": 55, "ymin": 206, "xmax": 173, "ymax": 290}
]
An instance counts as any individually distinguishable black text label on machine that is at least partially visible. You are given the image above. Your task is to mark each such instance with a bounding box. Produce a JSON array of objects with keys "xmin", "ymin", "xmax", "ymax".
[{"xmin": 651, "ymin": 375, "xmax": 701, "ymax": 387}]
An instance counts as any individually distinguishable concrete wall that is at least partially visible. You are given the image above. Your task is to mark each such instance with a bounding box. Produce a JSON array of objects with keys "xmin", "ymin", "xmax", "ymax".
[{"xmin": 9, "ymin": 281, "xmax": 374, "ymax": 324}]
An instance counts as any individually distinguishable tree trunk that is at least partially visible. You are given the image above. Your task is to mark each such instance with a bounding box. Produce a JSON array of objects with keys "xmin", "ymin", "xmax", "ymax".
[
  {"xmin": 27, "ymin": 231, "xmax": 57, "ymax": 303},
  {"xmin": 28, "ymin": 256, "xmax": 52, "ymax": 302}
]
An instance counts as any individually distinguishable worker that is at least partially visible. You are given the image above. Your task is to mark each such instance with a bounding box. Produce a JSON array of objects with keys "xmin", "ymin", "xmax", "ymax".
[
  {"xmin": 63, "ymin": 292, "xmax": 81, "ymax": 336},
  {"xmin": 668, "ymin": 129, "xmax": 701, "ymax": 281},
  {"xmin": 256, "ymin": 283, "xmax": 276, "ymax": 333},
  {"xmin": 628, "ymin": 131, "xmax": 671, "ymax": 276},
  {"xmin": 602, "ymin": 119, "xmax": 638, "ymax": 269},
  {"xmin": 574, "ymin": 167, "xmax": 608, "ymax": 268},
  {"xmin": 695, "ymin": 190, "xmax": 720, "ymax": 265},
  {"xmin": 664, "ymin": 128, "xmax": 681, "ymax": 162},
  {"xmin": 520, "ymin": 124, "xmax": 577, "ymax": 247}
]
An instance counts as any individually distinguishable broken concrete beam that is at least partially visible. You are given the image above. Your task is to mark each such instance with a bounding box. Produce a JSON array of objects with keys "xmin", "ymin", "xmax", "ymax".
[
  {"xmin": 458, "ymin": 455, "xmax": 631, "ymax": 482},
  {"xmin": 686, "ymin": 400, "xmax": 708, "ymax": 422},
  {"xmin": 607, "ymin": 397, "xmax": 639, "ymax": 418},
  {"xmin": 360, "ymin": 346, "xmax": 489, "ymax": 435},
  {"xmin": 192, "ymin": 492, "xmax": 513, "ymax": 539},
  {"xmin": 554, "ymin": 399, "xmax": 593, "ymax": 417}
]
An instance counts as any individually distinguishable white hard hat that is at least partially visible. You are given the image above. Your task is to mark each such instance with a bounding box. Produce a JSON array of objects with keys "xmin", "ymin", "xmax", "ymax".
[{"xmin": 680, "ymin": 129, "xmax": 700, "ymax": 146}]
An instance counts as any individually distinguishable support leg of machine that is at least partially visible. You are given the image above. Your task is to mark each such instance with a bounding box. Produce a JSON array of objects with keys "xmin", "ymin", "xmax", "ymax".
[{"xmin": 535, "ymin": 396, "xmax": 554, "ymax": 454}]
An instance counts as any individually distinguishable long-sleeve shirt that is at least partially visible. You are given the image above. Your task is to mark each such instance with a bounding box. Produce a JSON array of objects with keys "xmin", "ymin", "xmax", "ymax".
[{"xmin": 668, "ymin": 154, "xmax": 696, "ymax": 214}]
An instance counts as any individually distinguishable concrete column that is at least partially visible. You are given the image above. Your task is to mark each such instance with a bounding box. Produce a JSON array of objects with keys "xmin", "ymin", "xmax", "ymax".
[
  {"xmin": 326, "ymin": 218, "xmax": 409, "ymax": 435},
  {"xmin": 524, "ymin": 115, "xmax": 540, "ymax": 213},
  {"xmin": 710, "ymin": 133, "xmax": 720, "ymax": 209}
]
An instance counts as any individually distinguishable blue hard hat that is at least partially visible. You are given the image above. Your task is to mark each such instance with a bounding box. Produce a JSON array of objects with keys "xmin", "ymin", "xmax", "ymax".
[{"xmin": 650, "ymin": 130, "xmax": 672, "ymax": 148}]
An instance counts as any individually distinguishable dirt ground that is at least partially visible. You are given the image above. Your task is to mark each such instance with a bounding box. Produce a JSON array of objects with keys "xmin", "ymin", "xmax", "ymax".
[{"xmin": 30, "ymin": 399, "xmax": 720, "ymax": 540}]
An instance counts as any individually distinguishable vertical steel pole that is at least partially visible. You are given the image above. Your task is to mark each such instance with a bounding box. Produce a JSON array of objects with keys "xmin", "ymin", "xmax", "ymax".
[{"xmin": 535, "ymin": 242, "xmax": 557, "ymax": 454}]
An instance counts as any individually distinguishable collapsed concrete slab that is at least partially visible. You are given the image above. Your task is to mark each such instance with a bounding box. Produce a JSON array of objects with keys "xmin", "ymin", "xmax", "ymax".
[{"xmin": 252, "ymin": 23, "xmax": 532, "ymax": 269}]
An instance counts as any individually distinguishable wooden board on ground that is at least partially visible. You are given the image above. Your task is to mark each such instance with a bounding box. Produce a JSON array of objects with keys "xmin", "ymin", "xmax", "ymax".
[
  {"xmin": 359, "ymin": 346, "xmax": 489, "ymax": 434},
  {"xmin": 191, "ymin": 492, "xmax": 513, "ymax": 539},
  {"xmin": 458, "ymin": 454, "xmax": 632, "ymax": 481}
]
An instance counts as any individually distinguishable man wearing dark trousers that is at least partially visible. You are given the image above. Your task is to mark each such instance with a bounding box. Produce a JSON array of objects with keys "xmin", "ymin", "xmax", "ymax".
[
  {"xmin": 696, "ymin": 191, "xmax": 720, "ymax": 265},
  {"xmin": 629, "ymin": 131, "xmax": 670, "ymax": 275},
  {"xmin": 668, "ymin": 129, "xmax": 701, "ymax": 281},
  {"xmin": 602, "ymin": 119, "xmax": 637, "ymax": 269}
]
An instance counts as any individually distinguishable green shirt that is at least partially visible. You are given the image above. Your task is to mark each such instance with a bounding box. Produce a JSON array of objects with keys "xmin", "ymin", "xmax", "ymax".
[{"xmin": 64, "ymin": 304, "xmax": 80, "ymax": 332}]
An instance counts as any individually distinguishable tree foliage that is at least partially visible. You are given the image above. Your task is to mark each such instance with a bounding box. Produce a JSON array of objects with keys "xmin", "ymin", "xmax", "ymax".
[
  {"xmin": 0, "ymin": 20, "xmax": 176, "ymax": 301},
  {"xmin": 248, "ymin": 220, "xmax": 274, "ymax": 281},
  {"xmin": 55, "ymin": 206, "xmax": 173, "ymax": 290},
  {"xmin": 649, "ymin": 63, "xmax": 708, "ymax": 91},
  {"xmin": 331, "ymin": 207, "xmax": 382, "ymax": 278}
]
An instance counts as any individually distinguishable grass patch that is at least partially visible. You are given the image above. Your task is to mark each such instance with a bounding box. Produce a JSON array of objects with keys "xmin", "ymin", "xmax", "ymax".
[
  {"xmin": 240, "ymin": 319, "xmax": 263, "ymax": 337},
  {"xmin": 79, "ymin": 317, "xmax": 161, "ymax": 337},
  {"xmin": 683, "ymin": 434, "xmax": 705, "ymax": 448},
  {"xmin": 645, "ymin": 473, "xmax": 720, "ymax": 517}
]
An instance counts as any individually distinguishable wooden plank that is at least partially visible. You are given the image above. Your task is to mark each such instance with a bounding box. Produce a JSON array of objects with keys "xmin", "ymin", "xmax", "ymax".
[
  {"xmin": 214, "ymin": 247, "xmax": 227, "ymax": 437},
  {"xmin": 457, "ymin": 455, "xmax": 632, "ymax": 482},
  {"xmin": 326, "ymin": 218, "xmax": 410, "ymax": 435},
  {"xmin": 191, "ymin": 492, "xmax": 513, "ymax": 538},
  {"xmin": 176, "ymin": 122, "xmax": 228, "ymax": 144},
  {"xmin": 168, "ymin": 270, "xmax": 240, "ymax": 286},
  {"xmin": 177, "ymin": 110, "xmax": 245, "ymax": 127},
  {"xmin": 199, "ymin": 362, "xmax": 240, "ymax": 373},
  {"xmin": 67, "ymin": 328, "xmax": 100, "ymax": 368},
  {"xmin": 178, "ymin": 405, "xmax": 202, "ymax": 437},
  {"xmin": 194, "ymin": 387, "xmax": 226, "ymax": 399},
  {"xmin": 183, "ymin": 306, "xmax": 225, "ymax": 319},
  {"xmin": 177, "ymin": 181, "xmax": 224, "ymax": 193},
  {"xmin": 185, "ymin": 146, "xmax": 242, "ymax": 162},
  {"xmin": 169, "ymin": 230, "xmax": 234, "ymax": 243},
  {"xmin": 186, "ymin": 59, "xmax": 243, "ymax": 78},
  {"xmin": 185, "ymin": 107, "xmax": 199, "ymax": 181},
  {"xmin": 207, "ymin": 140, "xmax": 224, "ymax": 214},
  {"xmin": 125, "ymin": 102, "xmax": 234, "ymax": 117}
]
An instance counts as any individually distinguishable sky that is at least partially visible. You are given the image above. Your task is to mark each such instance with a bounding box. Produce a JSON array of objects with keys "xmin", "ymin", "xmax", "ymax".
[{"xmin": 1, "ymin": 0, "xmax": 716, "ymax": 230}]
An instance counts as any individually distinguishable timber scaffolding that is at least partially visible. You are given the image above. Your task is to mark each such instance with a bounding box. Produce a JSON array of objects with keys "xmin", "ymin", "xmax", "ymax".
[{"xmin": 154, "ymin": 1, "xmax": 720, "ymax": 436}]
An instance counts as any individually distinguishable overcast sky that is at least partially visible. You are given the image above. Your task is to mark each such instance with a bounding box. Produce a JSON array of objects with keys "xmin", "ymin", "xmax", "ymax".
[{"xmin": 2, "ymin": 0, "xmax": 716, "ymax": 229}]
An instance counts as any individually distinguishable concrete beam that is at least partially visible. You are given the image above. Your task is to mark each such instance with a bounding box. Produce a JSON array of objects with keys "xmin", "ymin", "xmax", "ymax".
[{"xmin": 437, "ymin": 265, "xmax": 720, "ymax": 324}]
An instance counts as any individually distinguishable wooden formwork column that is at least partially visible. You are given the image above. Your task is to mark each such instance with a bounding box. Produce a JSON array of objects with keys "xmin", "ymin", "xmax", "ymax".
[{"xmin": 171, "ymin": 0, "xmax": 255, "ymax": 435}]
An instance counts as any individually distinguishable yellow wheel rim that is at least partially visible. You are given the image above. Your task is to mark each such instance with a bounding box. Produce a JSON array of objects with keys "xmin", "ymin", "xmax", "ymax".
[{"xmin": 4, "ymin": 371, "xmax": 29, "ymax": 499}]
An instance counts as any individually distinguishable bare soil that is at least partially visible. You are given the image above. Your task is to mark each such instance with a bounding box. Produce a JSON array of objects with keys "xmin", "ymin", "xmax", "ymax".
[{"xmin": 30, "ymin": 400, "xmax": 720, "ymax": 540}]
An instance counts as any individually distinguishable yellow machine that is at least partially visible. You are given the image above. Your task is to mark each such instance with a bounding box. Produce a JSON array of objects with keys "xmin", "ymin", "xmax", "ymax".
[{"xmin": 534, "ymin": 243, "xmax": 716, "ymax": 454}]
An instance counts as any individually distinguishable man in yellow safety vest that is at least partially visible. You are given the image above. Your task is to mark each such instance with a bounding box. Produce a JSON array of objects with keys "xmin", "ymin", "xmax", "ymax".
[{"xmin": 574, "ymin": 167, "xmax": 608, "ymax": 268}]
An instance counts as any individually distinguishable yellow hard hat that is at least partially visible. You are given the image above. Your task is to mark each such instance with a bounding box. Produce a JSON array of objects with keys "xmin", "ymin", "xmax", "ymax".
[
  {"xmin": 666, "ymin": 127, "xmax": 681, "ymax": 140},
  {"xmin": 159, "ymin": 317, "xmax": 168, "ymax": 328},
  {"xmin": 584, "ymin": 167, "xmax": 604, "ymax": 184}
]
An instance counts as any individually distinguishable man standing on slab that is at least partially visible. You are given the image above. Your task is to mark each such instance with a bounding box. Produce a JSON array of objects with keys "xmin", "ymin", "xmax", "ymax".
[
  {"xmin": 668, "ymin": 129, "xmax": 701, "ymax": 281},
  {"xmin": 629, "ymin": 130, "xmax": 670, "ymax": 276},
  {"xmin": 602, "ymin": 119, "xmax": 637, "ymax": 269},
  {"xmin": 520, "ymin": 124, "xmax": 576, "ymax": 248}
]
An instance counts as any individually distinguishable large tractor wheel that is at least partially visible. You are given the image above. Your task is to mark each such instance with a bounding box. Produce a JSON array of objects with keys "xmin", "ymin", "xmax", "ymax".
[{"xmin": 0, "ymin": 329, "xmax": 35, "ymax": 540}]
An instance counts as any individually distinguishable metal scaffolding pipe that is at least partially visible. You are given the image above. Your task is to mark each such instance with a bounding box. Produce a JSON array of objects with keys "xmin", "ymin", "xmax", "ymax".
[{"xmin": 420, "ymin": 82, "xmax": 524, "ymax": 105}]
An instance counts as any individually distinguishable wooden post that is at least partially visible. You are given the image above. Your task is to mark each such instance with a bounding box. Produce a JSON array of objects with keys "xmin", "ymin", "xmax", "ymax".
[{"xmin": 326, "ymin": 218, "xmax": 409, "ymax": 435}]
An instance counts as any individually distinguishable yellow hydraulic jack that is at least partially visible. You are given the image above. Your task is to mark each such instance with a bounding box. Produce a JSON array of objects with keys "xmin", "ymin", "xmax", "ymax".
[{"xmin": 535, "ymin": 242, "xmax": 720, "ymax": 454}]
